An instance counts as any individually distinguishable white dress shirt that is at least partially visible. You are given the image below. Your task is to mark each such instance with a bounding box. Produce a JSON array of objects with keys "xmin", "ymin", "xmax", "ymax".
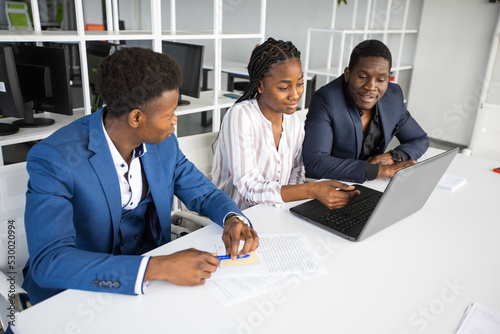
[
  {"xmin": 102, "ymin": 119, "xmax": 150, "ymax": 294},
  {"xmin": 212, "ymin": 99, "xmax": 305, "ymax": 210}
]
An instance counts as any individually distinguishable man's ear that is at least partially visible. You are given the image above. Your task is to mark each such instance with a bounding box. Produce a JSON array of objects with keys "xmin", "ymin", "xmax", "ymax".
[
  {"xmin": 128, "ymin": 109, "xmax": 142, "ymax": 128},
  {"xmin": 344, "ymin": 67, "xmax": 350, "ymax": 82}
]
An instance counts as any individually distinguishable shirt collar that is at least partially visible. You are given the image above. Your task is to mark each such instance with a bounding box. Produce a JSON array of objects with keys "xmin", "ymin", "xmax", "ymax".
[{"xmin": 101, "ymin": 113, "xmax": 147, "ymax": 168}]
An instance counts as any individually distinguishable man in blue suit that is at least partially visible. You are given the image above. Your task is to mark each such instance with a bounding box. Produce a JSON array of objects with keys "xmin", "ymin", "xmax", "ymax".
[
  {"xmin": 303, "ymin": 40, "xmax": 429, "ymax": 183},
  {"xmin": 22, "ymin": 47, "xmax": 259, "ymax": 305}
]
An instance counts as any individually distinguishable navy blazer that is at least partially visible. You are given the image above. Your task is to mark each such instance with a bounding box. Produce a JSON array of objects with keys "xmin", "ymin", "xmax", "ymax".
[
  {"xmin": 22, "ymin": 108, "xmax": 243, "ymax": 304},
  {"xmin": 303, "ymin": 75, "xmax": 429, "ymax": 183}
]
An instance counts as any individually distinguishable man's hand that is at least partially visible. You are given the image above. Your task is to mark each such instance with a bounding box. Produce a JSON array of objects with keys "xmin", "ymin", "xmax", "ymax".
[
  {"xmin": 377, "ymin": 160, "xmax": 417, "ymax": 179},
  {"xmin": 144, "ymin": 248, "xmax": 220, "ymax": 286},
  {"xmin": 222, "ymin": 217, "xmax": 259, "ymax": 260},
  {"xmin": 310, "ymin": 180, "xmax": 360, "ymax": 210},
  {"xmin": 366, "ymin": 152, "xmax": 394, "ymax": 165}
]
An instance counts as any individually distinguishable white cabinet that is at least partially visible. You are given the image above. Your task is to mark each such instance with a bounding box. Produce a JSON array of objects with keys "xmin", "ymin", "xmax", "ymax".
[{"xmin": 0, "ymin": 0, "xmax": 266, "ymax": 164}]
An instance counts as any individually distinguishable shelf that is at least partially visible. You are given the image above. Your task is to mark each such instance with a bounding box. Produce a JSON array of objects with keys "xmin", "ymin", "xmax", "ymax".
[
  {"xmin": 0, "ymin": 90, "xmax": 237, "ymax": 148},
  {"xmin": 307, "ymin": 64, "xmax": 413, "ymax": 77},
  {"xmin": 175, "ymin": 90, "xmax": 238, "ymax": 116},
  {"xmin": 0, "ymin": 0, "xmax": 266, "ymax": 165},
  {"xmin": 301, "ymin": 0, "xmax": 419, "ymax": 109},
  {"xmin": 309, "ymin": 28, "xmax": 418, "ymax": 35},
  {"xmin": 0, "ymin": 30, "xmax": 80, "ymax": 42},
  {"xmin": 0, "ymin": 30, "xmax": 263, "ymax": 43},
  {"xmin": 0, "ymin": 108, "xmax": 86, "ymax": 147}
]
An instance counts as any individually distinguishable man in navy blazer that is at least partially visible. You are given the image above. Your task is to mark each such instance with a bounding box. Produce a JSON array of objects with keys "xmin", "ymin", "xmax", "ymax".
[
  {"xmin": 22, "ymin": 47, "xmax": 259, "ymax": 305},
  {"xmin": 303, "ymin": 40, "xmax": 429, "ymax": 183}
]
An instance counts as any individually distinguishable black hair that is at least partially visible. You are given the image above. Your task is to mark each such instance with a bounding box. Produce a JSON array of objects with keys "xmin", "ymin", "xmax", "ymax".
[
  {"xmin": 98, "ymin": 47, "xmax": 182, "ymax": 118},
  {"xmin": 236, "ymin": 38, "xmax": 301, "ymax": 103},
  {"xmin": 348, "ymin": 39, "xmax": 392, "ymax": 71}
]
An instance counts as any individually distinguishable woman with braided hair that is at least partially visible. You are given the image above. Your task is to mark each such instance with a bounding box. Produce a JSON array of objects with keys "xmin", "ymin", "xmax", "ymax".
[{"xmin": 212, "ymin": 38, "xmax": 359, "ymax": 210}]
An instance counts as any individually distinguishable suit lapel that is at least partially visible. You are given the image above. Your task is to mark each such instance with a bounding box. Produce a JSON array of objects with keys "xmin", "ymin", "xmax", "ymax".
[
  {"xmin": 377, "ymin": 96, "xmax": 393, "ymax": 150},
  {"xmin": 141, "ymin": 144, "xmax": 171, "ymax": 242},
  {"xmin": 341, "ymin": 76, "xmax": 364, "ymax": 158},
  {"xmin": 87, "ymin": 109, "xmax": 122, "ymax": 247}
]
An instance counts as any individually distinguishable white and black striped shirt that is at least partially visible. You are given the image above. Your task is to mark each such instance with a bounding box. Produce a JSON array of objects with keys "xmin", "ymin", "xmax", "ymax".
[{"xmin": 212, "ymin": 99, "xmax": 305, "ymax": 210}]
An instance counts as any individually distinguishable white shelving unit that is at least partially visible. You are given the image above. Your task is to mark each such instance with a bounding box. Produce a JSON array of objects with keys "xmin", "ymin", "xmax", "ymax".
[
  {"xmin": 0, "ymin": 0, "xmax": 267, "ymax": 164},
  {"xmin": 301, "ymin": 0, "xmax": 418, "ymax": 110}
]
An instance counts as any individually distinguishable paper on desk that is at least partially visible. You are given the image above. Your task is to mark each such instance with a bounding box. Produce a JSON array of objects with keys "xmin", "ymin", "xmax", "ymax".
[
  {"xmin": 437, "ymin": 174, "xmax": 466, "ymax": 191},
  {"xmin": 203, "ymin": 273, "xmax": 294, "ymax": 307},
  {"xmin": 195, "ymin": 233, "xmax": 327, "ymax": 307},
  {"xmin": 195, "ymin": 233, "xmax": 327, "ymax": 280},
  {"xmin": 455, "ymin": 303, "xmax": 500, "ymax": 334}
]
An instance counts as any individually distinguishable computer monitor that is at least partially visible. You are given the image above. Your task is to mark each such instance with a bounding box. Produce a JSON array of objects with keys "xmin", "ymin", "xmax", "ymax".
[
  {"xmin": 10, "ymin": 44, "xmax": 73, "ymax": 128},
  {"xmin": 162, "ymin": 41, "xmax": 204, "ymax": 106},
  {"xmin": 0, "ymin": 46, "xmax": 23, "ymax": 135},
  {"xmin": 86, "ymin": 41, "xmax": 121, "ymax": 112}
]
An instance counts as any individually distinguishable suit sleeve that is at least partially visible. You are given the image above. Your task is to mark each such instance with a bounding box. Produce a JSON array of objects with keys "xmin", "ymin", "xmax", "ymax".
[
  {"xmin": 390, "ymin": 85, "xmax": 429, "ymax": 160},
  {"xmin": 24, "ymin": 142, "xmax": 143, "ymax": 298},
  {"xmin": 170, "ymin": 136, "xmax": 245, "ymax": 226},
  {"xmin": 303, "ymin": 89, "xmax": 368, "ymax": 183}
]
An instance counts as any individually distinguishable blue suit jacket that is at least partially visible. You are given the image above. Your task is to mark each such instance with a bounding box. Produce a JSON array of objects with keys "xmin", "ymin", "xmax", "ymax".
[
  {"xmin": 303, "ymin": 75, "xmax": 429, "ymax": 183},
  {"xmin": 22, "ymin": 108, "xmax": 243, "ymax": 304}
]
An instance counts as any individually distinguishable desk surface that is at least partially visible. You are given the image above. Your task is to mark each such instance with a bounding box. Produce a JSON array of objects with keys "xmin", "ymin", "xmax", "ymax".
[{"xmin": 13, "ymin": 151, "xmax": 500, "ymax": 334}]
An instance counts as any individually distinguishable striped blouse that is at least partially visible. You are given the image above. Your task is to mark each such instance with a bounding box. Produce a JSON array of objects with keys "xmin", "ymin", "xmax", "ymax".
[{"xmin": 212, "ymin": 99, "xmax": 305, "ymax": 210}]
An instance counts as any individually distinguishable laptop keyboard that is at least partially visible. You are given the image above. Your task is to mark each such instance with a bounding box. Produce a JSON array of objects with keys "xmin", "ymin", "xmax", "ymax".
[{"xmin": 318, "ymin": 192, "xmax": 382, "ymax": 231}]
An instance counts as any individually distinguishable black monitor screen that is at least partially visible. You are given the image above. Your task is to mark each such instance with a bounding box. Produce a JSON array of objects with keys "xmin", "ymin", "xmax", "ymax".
[
  {"xmin": 0, "ymin": 46, "xmax": 23, "ymax": 135},
  {"xmin": 162, "ymin": 41, "xmax": 204, "ymax": 106},
  {"xmin": 86, "ymin": 41, "xmax": 120, "ymax": 112},
  {"xmin": 11, "ymin": 44, "xmax": 73, "ymax": 128}
]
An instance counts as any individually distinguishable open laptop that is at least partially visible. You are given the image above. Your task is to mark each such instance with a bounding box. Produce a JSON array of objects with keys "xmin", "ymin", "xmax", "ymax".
[{"xmin": 290, "ymin": 147, "xmax": 459, "ymax": 241}]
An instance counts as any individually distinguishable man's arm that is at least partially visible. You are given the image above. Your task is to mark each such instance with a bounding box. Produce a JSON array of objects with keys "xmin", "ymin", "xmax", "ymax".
[
  {"xmin": 389, "ymin": 84, "xmax": 429, "ymax": 160},
  {"xmin": 303, "ymin": 89, "xmax": 368, "ymax": 183},
  {"xmin": 169, "ymin": 135, "xmax": 259, "ymax": 258}
]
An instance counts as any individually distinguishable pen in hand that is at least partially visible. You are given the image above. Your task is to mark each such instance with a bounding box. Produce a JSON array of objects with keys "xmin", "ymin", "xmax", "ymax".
[{"xmin": 217, "ymin": 254, "xmax": 250, "ymax": 260}]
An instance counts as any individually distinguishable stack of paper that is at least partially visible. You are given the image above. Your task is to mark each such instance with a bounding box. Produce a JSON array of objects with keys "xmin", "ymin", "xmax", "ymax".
[
  {"xmin": 195, "ymin": 233, "xmax": 327, "ymax": 307},
  {"xmin": 455, "ymin": 303, "xmax": 500, "ymax": 334}
]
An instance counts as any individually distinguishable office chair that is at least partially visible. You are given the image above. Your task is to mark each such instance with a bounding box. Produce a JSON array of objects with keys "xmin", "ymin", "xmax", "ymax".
[
  {"xmin": 0, "ymin": 162, "xmax": 32, "ymax": 332},
  {"xmin": 171, "ymin": 132, "xmax": 219, "ymax": 239},
  {"xmin": 0, "ymin": 271, "xmax": 31, "ymax": 332}
]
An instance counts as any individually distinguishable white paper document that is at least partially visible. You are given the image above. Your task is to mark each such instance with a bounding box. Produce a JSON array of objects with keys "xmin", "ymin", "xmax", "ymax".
[
  {"xmin": 456, "ymin": 303, "xmax": 500, "ymax": 334},
  {"xmin": 195, "ymin": 233, "xmax": 327, "ymax": 307},
  {"xmin": 437, "ymin": 173, "xmax": 466, "ymax": 191}
]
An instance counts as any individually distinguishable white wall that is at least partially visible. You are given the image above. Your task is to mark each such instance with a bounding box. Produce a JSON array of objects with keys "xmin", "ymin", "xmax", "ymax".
[{"xmin": 407, "ymin": 0, "xmax": 500, "ymax": 147}]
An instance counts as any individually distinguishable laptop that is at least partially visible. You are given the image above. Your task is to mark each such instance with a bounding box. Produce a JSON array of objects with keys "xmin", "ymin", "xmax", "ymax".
[{"xmin": 290, "ymin": 147, "xmax": 459, "ymax": 241}]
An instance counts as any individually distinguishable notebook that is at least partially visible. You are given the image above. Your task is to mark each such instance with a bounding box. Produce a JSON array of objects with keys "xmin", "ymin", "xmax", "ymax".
[{"xmin": 290, "ymin": 147, "xmax": 459, "ymax": 242}]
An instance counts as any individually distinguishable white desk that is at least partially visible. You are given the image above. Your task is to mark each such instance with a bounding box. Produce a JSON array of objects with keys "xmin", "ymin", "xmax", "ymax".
[{"xmin": 13, "ymin": 152, "xmax": 500, "ymax": 334}]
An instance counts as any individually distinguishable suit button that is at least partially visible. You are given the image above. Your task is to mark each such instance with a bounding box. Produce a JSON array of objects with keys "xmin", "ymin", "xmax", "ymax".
[
  {"xmin": 134, "ymin": 235, "xmax": 138, "ymax": 240},
  {"xmin": 122, "ymin": 242, "xmax": 127, "ymax": 246},
  {"xmin": 99, "ymin": 281, "xmax": 107, "ymax": 288},
  {"xmin": 112, "ymin": 281, "xmax": 121, "ymax": 288},
  {"xmin": 93, "ymin": 280, "xmax": 100, "ymax": 287}
]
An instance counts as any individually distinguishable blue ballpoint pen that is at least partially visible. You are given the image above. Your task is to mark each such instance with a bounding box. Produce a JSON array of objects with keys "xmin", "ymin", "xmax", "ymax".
[{"xmin": 217, "ymin": 254, "xmax": 250, "ymax": 260}]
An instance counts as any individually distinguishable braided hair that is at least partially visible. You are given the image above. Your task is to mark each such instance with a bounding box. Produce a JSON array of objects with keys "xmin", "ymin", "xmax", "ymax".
[{"xmin": 236, "ymin": 38, "xmax": 301, "ymax": 104}]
